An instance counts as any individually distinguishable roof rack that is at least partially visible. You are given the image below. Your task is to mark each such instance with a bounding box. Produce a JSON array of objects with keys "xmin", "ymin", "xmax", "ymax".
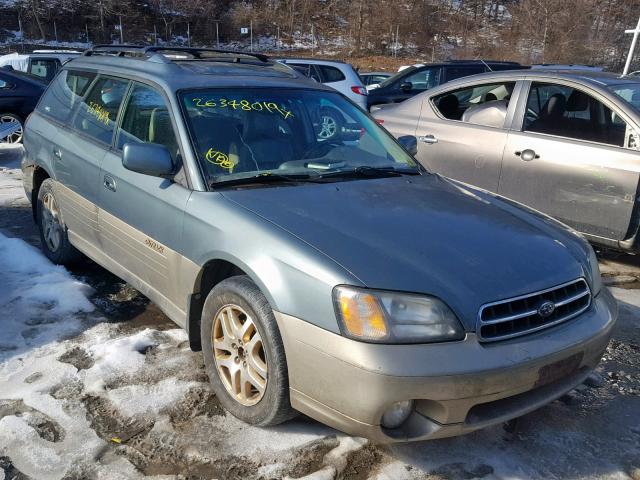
[{"xmin": 83, "ymin": 45, "xmax": 269, "ymax": 63}]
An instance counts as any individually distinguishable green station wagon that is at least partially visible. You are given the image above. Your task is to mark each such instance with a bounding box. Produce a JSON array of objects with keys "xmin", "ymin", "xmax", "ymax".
[{"xmin": 21, "ymin": 46, "xmax": 616, "ymax": 442}]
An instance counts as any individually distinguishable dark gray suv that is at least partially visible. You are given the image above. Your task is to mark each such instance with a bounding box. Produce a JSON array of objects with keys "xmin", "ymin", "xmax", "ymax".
[{"xmin": 21, "ymin": 46, "xmax": 616, "ymax": 443}]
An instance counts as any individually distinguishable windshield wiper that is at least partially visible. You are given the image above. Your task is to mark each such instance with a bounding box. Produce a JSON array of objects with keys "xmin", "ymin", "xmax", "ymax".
[
  {"xmin": 316, "ymin": 166, "xmax": 421, "ymax": 179},
  {"xmin": 209, "ymin": 172, "xmax": 319, "ymax": 189}
]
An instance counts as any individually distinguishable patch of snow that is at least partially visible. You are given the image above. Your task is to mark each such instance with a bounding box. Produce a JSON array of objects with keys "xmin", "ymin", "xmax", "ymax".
[
  {"xmin": 0, "ymin": 160, "xmax": 27, "ymax": 207},
  {"xmin": 106, "ymin": 378, "xmax": 198, "ymax": 416},
  {"xmin": 83, "ymin": 328, "xmax": 159, "ymax": 393}
]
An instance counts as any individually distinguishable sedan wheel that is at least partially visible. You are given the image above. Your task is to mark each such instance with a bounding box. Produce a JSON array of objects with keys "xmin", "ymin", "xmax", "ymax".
[
  {"xmin": 0, "ymin": 114, "xmax": 23, "ymax": 143},
  {"xmin": 212, "ymin": 304, "xmax": 268, "ymax": 406}
]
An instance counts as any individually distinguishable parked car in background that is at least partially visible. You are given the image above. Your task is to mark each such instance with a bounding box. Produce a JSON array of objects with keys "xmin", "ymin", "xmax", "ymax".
[
  {"xmin": 367, "ymin": 60, "xmax": 527, "ymax": 109},
  {"xmin": 359, "ymin": 71, "xmax": 392, "ymax": 89},
  {"xmin": 276, "ymin": 57, "xmax": 368, "ymax": 110},
  {"xmin": 0, "ymin": 50, "xmax": 81, "ymax": 83},
  {"xmin": 0, "ymin": 68, "xmax": 46, "ymax": 143},
  {"xmin": 22, "ymin": 45, "xmax": 615, "ymax": 443},
  {"xmin": 373, "ymin": 69, "xmax": 640, "ymax": 253}
]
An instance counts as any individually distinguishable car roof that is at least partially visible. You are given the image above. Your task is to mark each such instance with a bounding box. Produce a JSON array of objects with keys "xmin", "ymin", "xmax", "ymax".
[
  {"xmin": 63, "ymin": 46, "xmax": 331, "ymax": 92},
  {"xmin": 437, "ymin": 68, "xmax": 640, "ymax": 89},
  {"xmin": 361, "ymin": 71, "xmax": 391, "ymax": 76}
]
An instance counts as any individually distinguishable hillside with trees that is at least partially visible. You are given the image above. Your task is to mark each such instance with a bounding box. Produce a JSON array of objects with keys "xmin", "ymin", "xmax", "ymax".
[{"xmin": 1, "ymin": 0, "xmax": 639, "ymax": 71}]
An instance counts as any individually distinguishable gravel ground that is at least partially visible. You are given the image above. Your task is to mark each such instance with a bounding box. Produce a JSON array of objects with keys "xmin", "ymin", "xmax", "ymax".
[{"xmin": 0, "ymin": 145, "xmax": 639, "ymax": 480}]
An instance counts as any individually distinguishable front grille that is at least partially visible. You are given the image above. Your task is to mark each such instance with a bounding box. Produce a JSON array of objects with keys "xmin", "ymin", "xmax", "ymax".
[{"xmin": 477, "ymin": 279, "xmax": 591, "ymax": 342}]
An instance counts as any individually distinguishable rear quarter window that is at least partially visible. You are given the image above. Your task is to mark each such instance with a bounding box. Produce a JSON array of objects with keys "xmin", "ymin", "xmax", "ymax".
[
  {"xmin": 318, "ymin": 65, "xmax": 346, "ymax": 83},
  {"xmin": 37, "ymin": 70, "xmax": 96, "ymax": 123}
]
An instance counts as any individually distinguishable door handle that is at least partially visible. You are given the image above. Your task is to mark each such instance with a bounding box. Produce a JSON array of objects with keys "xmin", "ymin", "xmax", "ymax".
[
  {"xmin": 418, "ymin": 134, "xmax": 438, "ymax": 144},
  {"xmin": 515, "ymin": 149, "xmax": 540, "ymax": 161},
  {"xmin": 103, "ymin": 174, "xmax": 117, "ymax": 192},
  {"xmin": 53, "ymin": 148, "xmax": 62, "ymax": 159}
]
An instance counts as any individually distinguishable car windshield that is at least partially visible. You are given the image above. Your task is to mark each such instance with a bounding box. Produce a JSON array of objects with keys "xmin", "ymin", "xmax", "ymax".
[
  {"xmin": 608, "ymin": 83, "xmax": 640, "ymax": 111},
  {"xmin": 180, "ymin": 88, "xmax": 420, "ymax": 186}
]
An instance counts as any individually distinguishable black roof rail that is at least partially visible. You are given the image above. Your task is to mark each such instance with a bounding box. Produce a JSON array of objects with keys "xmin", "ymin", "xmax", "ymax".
[{"xmin": 83, "ymin": 45, "xmax": 270, "ymax": 63}]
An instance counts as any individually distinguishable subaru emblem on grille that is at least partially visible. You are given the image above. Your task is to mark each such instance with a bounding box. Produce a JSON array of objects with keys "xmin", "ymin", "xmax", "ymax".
[{"xmin": 538, "ymin": 301, "xmax": 556, "ymax": 318}]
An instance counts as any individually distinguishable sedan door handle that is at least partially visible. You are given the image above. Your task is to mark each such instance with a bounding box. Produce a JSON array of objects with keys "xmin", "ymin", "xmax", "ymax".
[
  {"xmin": 515, "ymin": 149, "xmax": 540, "ymax": 161},
  {"xmin": 53, "ymin": 148, "xmax": 62, "ymax": 159},
  {"xmin": 418, "ymin": 134, "xmax": 438, "ymax": 145},
  {"xmin": 103, "ymin": 174, "xmax": 117, "ymax": 192}
]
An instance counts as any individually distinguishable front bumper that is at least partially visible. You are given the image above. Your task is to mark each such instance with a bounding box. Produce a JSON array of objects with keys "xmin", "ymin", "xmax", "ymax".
[{"xmin": 274, "ymin": 288, "xmax": 617, "ymax": 443}]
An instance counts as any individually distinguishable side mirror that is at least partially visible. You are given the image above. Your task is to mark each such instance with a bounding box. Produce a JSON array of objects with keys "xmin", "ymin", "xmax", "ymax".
[
  {"xmin": 400, "ymin": 81, "xmax": 413, "ymax": 92},
  {"xmin": 398, "ymin": 135, "xmax": 418, "ymax": 156},
  {"xmin": 122, "ymin": 143, "xmax": 173, "ymax": 177}
]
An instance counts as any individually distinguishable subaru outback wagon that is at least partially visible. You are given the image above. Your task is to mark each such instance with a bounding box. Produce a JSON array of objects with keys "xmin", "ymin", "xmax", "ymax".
[{"xmin": 22, "ymin": 46, "xmax": 616, "ymax": 442}]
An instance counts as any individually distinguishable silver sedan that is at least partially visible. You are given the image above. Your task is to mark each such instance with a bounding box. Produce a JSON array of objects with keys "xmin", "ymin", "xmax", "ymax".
[{"xmin": 372, "ymin": 69, "xmax": 640, "ymax": 253}]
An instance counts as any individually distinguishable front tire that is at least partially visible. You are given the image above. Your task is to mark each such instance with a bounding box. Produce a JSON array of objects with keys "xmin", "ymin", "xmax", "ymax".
[
  {"xmin": 201, "ymin": 276, "xmax": 295, "ymax": 426},
  {"xmin": 37, "ymin": 179, "xmax": 81, "ymax": 265}
]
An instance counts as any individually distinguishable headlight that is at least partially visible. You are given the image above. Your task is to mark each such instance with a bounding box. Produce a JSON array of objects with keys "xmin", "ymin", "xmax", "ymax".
[
  {"xmin": 333, "ymin": 286, "xmax": 465, "ymax": 343},
  {"xmin": 586, "ymin": 247, "xmax": 603, "ymax": 295}
]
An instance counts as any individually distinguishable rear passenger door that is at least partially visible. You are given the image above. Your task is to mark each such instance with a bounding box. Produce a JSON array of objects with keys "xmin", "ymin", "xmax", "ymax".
[
  {"xmin": 98, "ymin": 82, "xmax": 192, "ymax": 314},
  {"xmin": 33, "ymin": 70, "xmax": 123, "ymax": 247},
  {"xmin": 415, "ymin": 80, "xmax": 519, "ymax": 192},
  {"xmin": 500, "ymin": 80, "xmax": 640, "ymax": 241}
]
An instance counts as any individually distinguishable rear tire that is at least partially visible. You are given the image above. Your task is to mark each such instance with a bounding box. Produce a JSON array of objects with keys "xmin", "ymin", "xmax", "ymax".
[
  {"xmin": 201, "ymin": 275, "xmax": 295, "ymax": 426},
  {"xmin": 37, "ymin": 179, "xmax": 81, "ymax": 265}
]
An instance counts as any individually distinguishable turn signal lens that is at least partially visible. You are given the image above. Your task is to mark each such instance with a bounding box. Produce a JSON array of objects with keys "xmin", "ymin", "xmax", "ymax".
[
  {"xmin": 333, "ymin": 286, "xmax": 465, "ymax": 343},
  {"xmin": 335, "ymin": 287, "xmax": 388, "ymax": 340}
]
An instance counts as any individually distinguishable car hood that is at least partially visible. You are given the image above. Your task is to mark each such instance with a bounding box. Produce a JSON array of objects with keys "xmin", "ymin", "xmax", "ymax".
[{"xmin": 221, "ymin": 174, "xmax": 589, "ymax": 330}]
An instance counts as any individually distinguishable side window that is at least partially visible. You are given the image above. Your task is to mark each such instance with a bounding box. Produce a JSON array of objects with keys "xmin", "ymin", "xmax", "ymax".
[
  {"xmin": 317, "ymin": 65, "xmax": 345, "ymax": 83},
  {"xmin": 116, "ymin": 83, "xmax": 179, "ymax": 162},
  {"xmin": 290, "ymin": 63, "xmax": 321, "ymax": 82},
  {"xmin": 524, "ymin": 82, "xmax": 632, "ymax": 148},
  {"xmin": 29, "ymin": 59, "xmax": 57, "ymax": 81},
  {"xmin": 432, "ymin": 82, "xmax": 516, "ymax": 126},
  {"xmin": 445, "ymin": 66, "xmax": 483, "ymax": 82},
  {"xmin": 402, "ymin": 68, "xmax": 441, "ymax": 92},
  {"xmin": 37, "ymin": 70, "xmax": 96, "ymax": 123},
  {"xmin": 72, "ymin": 76, "xmax": 128, "ymax": 144}
]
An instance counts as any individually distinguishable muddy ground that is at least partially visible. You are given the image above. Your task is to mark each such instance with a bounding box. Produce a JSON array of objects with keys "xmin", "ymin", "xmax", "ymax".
[{"xmin": 0, "ymin": 146, "xmax": 639, "ymax": 480}]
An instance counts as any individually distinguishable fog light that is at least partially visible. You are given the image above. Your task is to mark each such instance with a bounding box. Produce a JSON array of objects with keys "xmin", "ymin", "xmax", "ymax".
[{"xmin": 381, "ymin": 400, "xmax": 414, "ymax": 429}]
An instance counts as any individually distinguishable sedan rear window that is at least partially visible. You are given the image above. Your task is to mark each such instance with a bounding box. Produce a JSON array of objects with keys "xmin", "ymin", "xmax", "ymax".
[{"xmin": 180, "ymin": 88, "xmax": 419, "ymax": 186}]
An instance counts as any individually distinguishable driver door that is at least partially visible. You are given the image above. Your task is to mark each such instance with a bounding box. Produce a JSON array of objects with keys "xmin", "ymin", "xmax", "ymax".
[
  {"xmin": 98, "ymin": 81, "xmax": 192, "ymax": 313},
  {"xmin": 499, "ymin": 80, "xmax": 640, "ymax": 241}
]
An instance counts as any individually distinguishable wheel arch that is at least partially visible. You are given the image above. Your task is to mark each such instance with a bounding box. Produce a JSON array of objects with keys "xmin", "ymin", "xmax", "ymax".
[
  {"xmin": 31, "ymin": 165, "xmax": 51, "ymax": 221},
  {"xmin": 187, "ymin": 257, "xmax": 277, "ymax": 352}
]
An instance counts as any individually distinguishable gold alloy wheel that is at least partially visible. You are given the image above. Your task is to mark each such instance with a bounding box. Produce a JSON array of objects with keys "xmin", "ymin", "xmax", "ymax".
[
  {"xmin": 212, "ymin": 304, "xmax": 268, "ymax": 406},
  {"xmin": 41, "ymin": 191, "xmax": 62, "ymax": 252}
]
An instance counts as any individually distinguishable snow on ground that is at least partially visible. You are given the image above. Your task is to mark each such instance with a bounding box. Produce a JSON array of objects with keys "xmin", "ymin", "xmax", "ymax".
[
  {"xmin": 0, "ymin": 161, "xmax": 639, "ymax": 479},
  {"xmin": 0, "ymin": 144, "xmax": 25, "ymax": 208}
]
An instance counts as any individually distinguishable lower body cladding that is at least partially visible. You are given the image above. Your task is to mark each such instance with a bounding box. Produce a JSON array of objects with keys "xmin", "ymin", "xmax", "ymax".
[{"xmin": 274, "ymin": 288, "xmax": 617, "ymax": 443}]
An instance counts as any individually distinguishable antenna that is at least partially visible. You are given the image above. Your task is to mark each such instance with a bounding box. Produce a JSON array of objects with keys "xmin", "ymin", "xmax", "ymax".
[{"xmin": 479, "ymin": 59, "xmax": 493, "ymax": 72}]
